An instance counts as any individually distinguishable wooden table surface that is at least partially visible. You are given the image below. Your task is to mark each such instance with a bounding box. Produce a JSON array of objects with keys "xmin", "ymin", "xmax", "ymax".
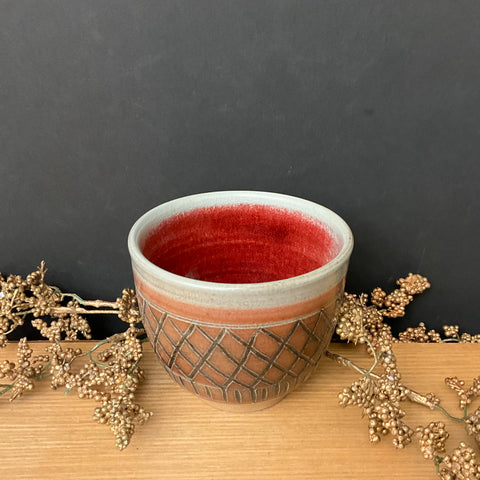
[{"xmin": 0, "ymin": 341, "xmax": 478, "ymax": 479}]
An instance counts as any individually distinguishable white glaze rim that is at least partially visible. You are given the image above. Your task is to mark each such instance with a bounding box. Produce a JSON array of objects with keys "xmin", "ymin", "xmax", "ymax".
[{"xmin": 128, "ymin": 191, "xmax": 354, "ymax": 309}]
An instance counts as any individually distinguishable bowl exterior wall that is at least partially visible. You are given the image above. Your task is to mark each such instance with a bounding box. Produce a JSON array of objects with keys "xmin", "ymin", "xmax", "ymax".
[{"xmin": 133, "ymin": 269, "xmax": 345, "ymax": 408}]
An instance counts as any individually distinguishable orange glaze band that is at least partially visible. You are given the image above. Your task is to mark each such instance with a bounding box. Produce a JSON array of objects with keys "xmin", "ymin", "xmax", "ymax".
[{"xmin": 134, "ymin": 274, "xmax": 345, "ymax": 326}]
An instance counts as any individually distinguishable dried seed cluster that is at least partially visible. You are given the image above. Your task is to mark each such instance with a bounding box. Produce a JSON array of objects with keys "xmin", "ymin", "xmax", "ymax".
[
  {"xmin": 117, "ymin": 289, "xmax": 141, "ymax": 325},
  {"xmin": 339, "ymin": 376, "xmax": 375, "ymax": 408},
  {"xmin": 459, "ymin": 333, "xmax": 480, "ymax": 344},
  {"xmin": 47, "ymin": 342, "xmax": 83, "ymax": 390},
  {"xmin": 372, "ymin": 273, "xmax": 431, "ymax": 318},
  {"xmin": 438, "ymin": 443, "xmax": 480, "ymax": 480},
  {"xmin": 466, "ymin": 408, "xmax": 480, "ymax": 448},
  {"xmin": 444, "ymin": 325, "xmax": 460, "ymax": 339},
  {"xmin": 365, "ymin": 401, "xmax": 414, "ymax": 448},
  {"xmin": 416, "ymin": 422, "xmax": 449, "ymax": 459},
  {"xmin": 335, "ymin": 275, "xmax": 431, "ymax": 448},
  {"xmin": 339, "ymin": 346, "xmax": 414, "ymax": 448},
  {"xmin": 32, "ymin": 299, "xmax": 92, "ymax": 342},
  {"xmin": 336, "ymin": 294, "xmax": 370, "ymax": 343},
  {"xmin": 0, "ymin": 273, "xmax": 33, "ymax": 347},
  {"xmin": 0, "ymin": 263, "xmax": 151, "ymax": 450},
  {"xmin": 94, "ymin": 392, "xmax": 152, "ymax": 450},
  {"xmin": 0, "ymin": 262, "xmax": 93, "ymax": 344},
  {"xmin": 0, "ymin": 338, "xmax": 49, "ymax": 400},
  {"xmin": 41, "ymin": 323, "xmax": 152, "ymax": 450},
  {"xmin": 334, "ymin": 273, "xmax": 480, "ymax": 477},
  {"xmin": 445, "ymin": 376, "xmax": 480, "ymax": 409},
  {"xmin": 336, "ymin": 293, "xmax": 385, "ymax": 347},
  {"xmin": 424, "ymin": 392, "xmax": 441, "ymax": 408},
  {"xmin": 396, "ymin": 322, "xmax": 442, "ymax": 343}
]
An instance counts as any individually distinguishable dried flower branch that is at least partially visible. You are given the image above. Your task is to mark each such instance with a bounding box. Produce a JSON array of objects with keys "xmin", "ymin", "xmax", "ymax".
[
  {"xmin": 0, "ymin": 262, "xmax": 151, "ymax": 450},
  {"xmin": 327, "ymin": 273, "xmax": 480, "ymax": 479}
]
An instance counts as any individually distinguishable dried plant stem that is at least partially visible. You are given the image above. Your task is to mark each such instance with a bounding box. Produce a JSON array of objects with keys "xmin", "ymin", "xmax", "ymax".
[
  {"xmin": 56, "ymin": 290, "xmax": 118, "ymax": 310},
  {"xmin": 5, "ymin": 322, "xmax": 24, "ymax": 334},
  {"xmin": 325, "ymin": 349, "xmax": 378, "ymax": 378},
  {"xmin": 0, "ymin": 384, "xmax": 13, "ymax": 395},
  {"xmin": 51, "ymin": 306, "xmax": 120, "ymax": 316},
  {"xmin": 9, "ymin": 305, "xmax": 120, "ymax": 318}
]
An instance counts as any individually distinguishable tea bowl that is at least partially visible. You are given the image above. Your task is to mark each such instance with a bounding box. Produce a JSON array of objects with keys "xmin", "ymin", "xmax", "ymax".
[{"xmin": 128, "ymin": 191, "xmax": 353, "ymax": 411}]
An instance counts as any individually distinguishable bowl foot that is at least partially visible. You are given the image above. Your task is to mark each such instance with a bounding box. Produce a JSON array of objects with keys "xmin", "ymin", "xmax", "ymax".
[{"xmin": 198, "ymin": 395, "xmax": 286, "ymax": 413}]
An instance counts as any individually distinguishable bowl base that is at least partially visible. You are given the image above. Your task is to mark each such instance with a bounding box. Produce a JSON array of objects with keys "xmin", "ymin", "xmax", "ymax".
[{"xmin": 198, "ymin": 395, "xmax": 286, "ymax": 413}]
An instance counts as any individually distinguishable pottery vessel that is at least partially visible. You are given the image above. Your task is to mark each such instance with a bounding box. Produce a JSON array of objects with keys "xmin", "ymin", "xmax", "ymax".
[{"xmin": 128, "ymin": 191, "xmax": 353, "ymax": 411}]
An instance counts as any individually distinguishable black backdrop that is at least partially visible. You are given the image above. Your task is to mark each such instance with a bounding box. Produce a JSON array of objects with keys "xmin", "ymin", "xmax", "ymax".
[{"xmin": 1, "ymin": 1, "xmax": 479, "ymax": 338}]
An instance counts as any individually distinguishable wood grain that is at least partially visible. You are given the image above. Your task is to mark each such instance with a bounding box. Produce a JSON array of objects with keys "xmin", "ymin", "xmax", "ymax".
[{"xmin": 0, "ymin": 341, "xmax": 479, "ymax": 479}]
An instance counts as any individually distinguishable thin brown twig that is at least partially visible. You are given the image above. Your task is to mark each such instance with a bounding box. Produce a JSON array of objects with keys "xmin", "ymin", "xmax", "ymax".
[{"xmin": 50, "ymin": 306, "xmax": 120, "ymax": 316}]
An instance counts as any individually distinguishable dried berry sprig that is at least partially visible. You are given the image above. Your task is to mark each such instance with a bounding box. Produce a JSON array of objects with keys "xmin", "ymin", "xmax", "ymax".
[
  {"xmin": 416, "ymin": 422, "xmax": 449, "ymax": 460},
  {"xmin": 445, "ymin": 377, "xmax": 472, "ymax": 410},
  {"xmin": 396, "ymin": 323, "xmax": 480, "ymax": 344},
  {"xmin": 62, "ymin": 324, "xmax": 151, "ymax": 450},
  {"xmin": 335, "ymin": 274, "xmax": 431, "ymax": 354},
  {"xmin": 0, "ymin": 263, "xmax": 151, "ymax": 450},
  {"xmin": 327, "ymin": 273, "xmax": 480, "ymax": 478},
  {"xmin": 0, "ymin": 262, "xmax": 145, "ymax": 345},
  {"xmin": 0, "ymin": 331, "xmax": 151, "ymax": 450},
  {"xmin": 437, "ymin": 443, "xmax": 480, "ymax": 479},
  {"xmin": 396, "ymin": 322, "xmax": 442, "ymax": 343},
  {"xmin": 466, "ymin": 408, "xmax": 480, "ymax": 448},
  {"xmin": 371, "ymin": 273, "xmax": 431, "ymax": 318},
  {"xmin": 0, "ymin": 337, "xmax": 50, "ymax": 399},
  {"xmin": 3, "ymin": 335, "xmax": 151, "ymax": 451}
]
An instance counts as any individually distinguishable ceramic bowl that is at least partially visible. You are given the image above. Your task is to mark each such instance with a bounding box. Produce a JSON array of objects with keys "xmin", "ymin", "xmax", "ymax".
[{"xmin": 128, "ymin": 191, "xmax": 353, "ymax": 411}]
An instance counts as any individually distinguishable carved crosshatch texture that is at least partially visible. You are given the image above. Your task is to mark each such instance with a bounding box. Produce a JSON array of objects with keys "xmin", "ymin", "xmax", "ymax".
[{"xmin": 138, "ymin": 292, "xmax": 340, "ymax": 405}]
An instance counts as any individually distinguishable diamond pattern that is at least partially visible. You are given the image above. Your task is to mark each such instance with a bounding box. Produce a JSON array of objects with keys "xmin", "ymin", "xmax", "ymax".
[{"xmin": 137, "ymin": 291, "xmax": 341, "ymax": 405}]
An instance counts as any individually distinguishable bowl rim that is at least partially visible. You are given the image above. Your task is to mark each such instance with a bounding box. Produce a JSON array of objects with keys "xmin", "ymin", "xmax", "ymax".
[{"xmin": 128, "ymin": 191, "xmax": 354, "ymax": 297}]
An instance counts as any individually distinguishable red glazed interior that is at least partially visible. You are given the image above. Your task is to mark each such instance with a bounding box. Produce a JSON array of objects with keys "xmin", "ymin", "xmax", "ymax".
[{"xmin": 142, "ymin": 204, "xmax": 341, "ymax": 284}]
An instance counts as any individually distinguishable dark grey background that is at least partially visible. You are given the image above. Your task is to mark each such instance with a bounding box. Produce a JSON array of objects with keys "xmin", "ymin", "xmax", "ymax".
[{"xmin": 1, "ymin": 1, "xmax": 479, "ymax": 338}]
